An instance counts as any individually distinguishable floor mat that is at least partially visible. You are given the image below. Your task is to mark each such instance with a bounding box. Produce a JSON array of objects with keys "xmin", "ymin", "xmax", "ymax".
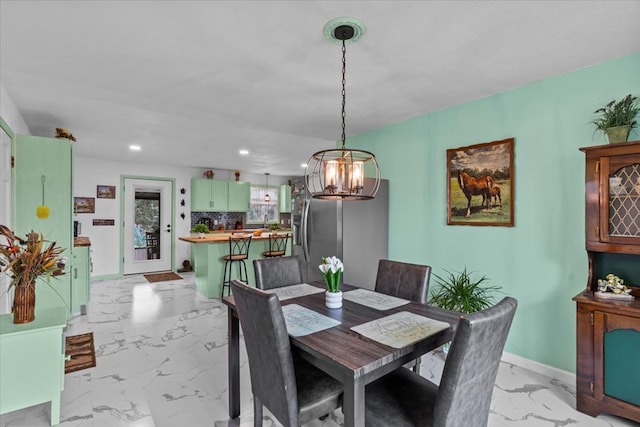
[
  {"xmin": 65, "ymin": 332, "xmax": 96, "ymax": 374},
  {"xmin": 144, "ymin": 271, "xmax": 183, "ymax": 283}
]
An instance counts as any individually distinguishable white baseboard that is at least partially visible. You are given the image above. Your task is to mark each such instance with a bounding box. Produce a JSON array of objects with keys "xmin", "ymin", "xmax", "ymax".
[{"xmin": 502, "ymin": 351, "xmax": 576, "ymax": 386}]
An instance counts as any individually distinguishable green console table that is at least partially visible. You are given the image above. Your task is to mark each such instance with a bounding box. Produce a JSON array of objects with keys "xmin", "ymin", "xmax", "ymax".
[{"xmin": 0, "ymin": 307, "xmax": 67, "ymax": 425}]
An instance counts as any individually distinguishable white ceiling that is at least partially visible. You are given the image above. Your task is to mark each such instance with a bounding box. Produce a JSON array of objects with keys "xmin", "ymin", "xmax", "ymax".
[{"xmin": 1, "ymin": 1, "xmax": 639, "ymax": 176}]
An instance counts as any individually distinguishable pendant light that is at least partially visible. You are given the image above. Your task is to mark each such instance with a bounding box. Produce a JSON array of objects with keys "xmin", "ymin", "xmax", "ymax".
[
  {"xmin": 264, "ymin": 173, "xmax": 271, "ymax": 202},
  {"xmin": 304, "ymin": 17, "xmax": 380, "ymax": 201}
]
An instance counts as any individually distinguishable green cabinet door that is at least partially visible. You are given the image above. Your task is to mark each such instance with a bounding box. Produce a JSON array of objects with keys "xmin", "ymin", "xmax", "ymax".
[
  {"xmin": 0, "ymin": 307, "xmax": 67, "ymax": 425},
  {"xmin": 228, "ymin": 181, "xmax": 250, "ymax": 212},
  {"xmin": 71, "ymin": 246, "xmax": 90, "ymax": 314},
  {"xmin": 191, "ymin": 179, "xmax": 229, "ymax": 211},
  {"xmin": 13, "ymin": 135, "xmax": 72, "ymax": 315},
  {"xmin": 279, "ymin": 184, "xmax": 292, "ymax": 213}
]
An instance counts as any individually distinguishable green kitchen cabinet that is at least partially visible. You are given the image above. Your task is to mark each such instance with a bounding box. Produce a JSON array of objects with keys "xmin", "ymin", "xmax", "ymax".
[
  {"xmin": 191, "ymin": 178, "xmax": 228, "ymax": 211},
  {"xmin": 0, "ymin": 307, "xmax": 67, "ymax": 426},
  {"xmin": 72, "ymin": 245, "xmax": 90, "ymax": 315},
  {"xmin": 228, "ymin": 181, "xmax": 250, "ymax": 212},
  {"xmin": 279, "ymin": 184, "xmax": 291, "ymax": 213},
  {"xmin": 13, "ymin": 135, "xmax": 73, "ymax": 316}
]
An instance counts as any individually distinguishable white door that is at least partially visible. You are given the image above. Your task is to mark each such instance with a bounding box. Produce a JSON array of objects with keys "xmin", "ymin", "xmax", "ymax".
[{"xmin": 123, "ymin": 178, "xmax": 173, "ymax": 275}]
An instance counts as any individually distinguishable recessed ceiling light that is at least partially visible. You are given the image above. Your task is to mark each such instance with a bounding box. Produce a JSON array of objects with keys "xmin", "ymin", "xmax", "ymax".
[
  {"xmin": 129, "ymin": 145, "xmax": 142, "ymax": 151},
  {"xmin": 239, "ymin": 149, "xmax": 249, "ymax": 155},
  {"xmin": 301, "ymin": 163, "xmax": 308, "ymax": 168}
]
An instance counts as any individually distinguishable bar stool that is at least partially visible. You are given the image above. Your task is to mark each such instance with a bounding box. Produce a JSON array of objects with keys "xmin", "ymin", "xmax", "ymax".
[
  {"xmin": 261, "ymin": 233, "xmax": 289, "ymax": 258},
  {"xmin": 221, "ymin": 234, "xmax": 252, "ymax": 297}
]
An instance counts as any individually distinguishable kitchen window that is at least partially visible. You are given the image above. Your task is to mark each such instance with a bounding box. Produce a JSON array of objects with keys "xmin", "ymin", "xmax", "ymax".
[{"xmin": 247, "ymin": 185, "xmax": 279, "ymax": 225}]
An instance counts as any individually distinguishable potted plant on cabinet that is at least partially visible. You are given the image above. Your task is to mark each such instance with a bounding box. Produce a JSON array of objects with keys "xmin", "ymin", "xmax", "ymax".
[
  {"xmin": 591, "ymin": 94, "xmax": 640, "ymax": 144},
  {"xmin": 429, "ymin": 267, "xmax": 502, "ymax": 351},
  {"xmin": 191, "ymin": 223, "xmax": 209, "ymax": 238}
]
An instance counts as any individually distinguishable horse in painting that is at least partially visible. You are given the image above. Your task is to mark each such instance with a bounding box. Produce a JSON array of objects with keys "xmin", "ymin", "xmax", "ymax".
[
  {"xmin": 483, "ymin": 185, "xmax": 502, "ymax": 208},
  {"xmin": 457, "ymin": 170, "xmax": 494, "ymax": 217}
]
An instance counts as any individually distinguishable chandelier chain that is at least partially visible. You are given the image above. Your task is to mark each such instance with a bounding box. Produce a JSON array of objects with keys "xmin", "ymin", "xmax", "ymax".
[{"xmin": 341, "ymin": 39, "xmax": 347, "ymax": 149}]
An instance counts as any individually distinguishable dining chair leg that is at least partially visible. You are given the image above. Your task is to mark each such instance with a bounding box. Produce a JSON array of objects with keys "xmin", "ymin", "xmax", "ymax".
[{"xmin": 253, "ymin": 396, "xmax": 263, "ymax": 427}]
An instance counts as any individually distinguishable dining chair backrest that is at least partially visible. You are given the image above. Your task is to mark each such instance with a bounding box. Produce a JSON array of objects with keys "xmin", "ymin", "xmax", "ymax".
[
  {"xmin": 230, "ymin": 280, "xmax": 300, "ymax": 425},
  {"xmin": 262, "ymin": 233, "xmax": 289, "ymax": 257},
  {"xmin": 254, "ymin": 255, "xmax": 304, "ymax": 290},
  {"xmin": 374, "ymin": 259, "xmax": 431, "ymax": 303},
  {"xmin": 434, "ymin": 296, "xmax": 517, "ymax": 427}
]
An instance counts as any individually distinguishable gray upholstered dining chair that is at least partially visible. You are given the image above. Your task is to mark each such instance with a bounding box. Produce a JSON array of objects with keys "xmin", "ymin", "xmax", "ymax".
[
  {"xmin": 374, "ymin": 259, "xmax": 432, "ymax": 304},
  {"xmin": 375, "ymin": 259, "xmax": 432, "ymax": 372},
  {"xmin": 364, "ymin": 296, "xmax": 518, "ymax": 427},
  {"xmin": 230, "ymin": 280, "xmax": 343, "ymax": 426},
  {"xmin": 253, "ymin": 255, "xmax": 304, "ymax": 290}
]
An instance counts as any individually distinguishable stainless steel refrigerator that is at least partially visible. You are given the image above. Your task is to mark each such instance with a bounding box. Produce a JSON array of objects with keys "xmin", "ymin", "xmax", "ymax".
[{"xmin": 291, "ymin": 177, "xmax": 388, "ymax": 290}]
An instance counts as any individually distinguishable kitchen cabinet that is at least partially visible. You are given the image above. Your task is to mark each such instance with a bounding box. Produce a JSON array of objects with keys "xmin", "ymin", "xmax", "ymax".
[
  {"xmin": 279, "ymin": 184, "xmax": 291, "ymax": 213},
  {"xmin": 13, "ymin": 134, "xmax": 73, "ymax": 316},
  {"xmin": 0, "ymin": 307, "xmax": 67, "ymax": 426},
  {"xmin": 228, "ymin": 181, "xmax": 250, "ymax": 212},
  {"xmin": 573, "ymin": 141, "xmax": 640, "ymax": 423},
  {"xmin": 191, "ymin": 178, "xmax": 228, "ymax": 212},
  {"xmin": 72, "ymin": 245, "xmax": 91, "ymax": 315}
]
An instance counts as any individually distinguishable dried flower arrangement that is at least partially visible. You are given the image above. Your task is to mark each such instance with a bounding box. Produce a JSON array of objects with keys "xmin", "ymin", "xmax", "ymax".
[{"xmin": 55, "ymin": 127, "xmax": 76, "ymax": 142}]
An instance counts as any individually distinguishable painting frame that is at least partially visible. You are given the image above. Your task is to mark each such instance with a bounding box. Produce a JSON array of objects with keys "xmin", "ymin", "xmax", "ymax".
[
  {"xmin": 74, "ymin": 197, "xmax": 95, "ymax": 214},
  {"xmin": 447, "ymin": 137, "xmax": 514, "ymax": 227},
  {"xmin": 96, "ymin": 185, "xmax": 116, "ymax": 199}
]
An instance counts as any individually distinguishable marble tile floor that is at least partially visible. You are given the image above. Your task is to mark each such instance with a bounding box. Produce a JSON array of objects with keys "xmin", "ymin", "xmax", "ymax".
[{"xmin": 1, "ymin": 274, "xmax": 637, "ymax": 427}]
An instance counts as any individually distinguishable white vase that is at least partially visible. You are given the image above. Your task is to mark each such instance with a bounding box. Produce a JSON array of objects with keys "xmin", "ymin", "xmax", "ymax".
[{"xmin": 325, "ymin": 290, "xmax": 343, "ymax": 309}]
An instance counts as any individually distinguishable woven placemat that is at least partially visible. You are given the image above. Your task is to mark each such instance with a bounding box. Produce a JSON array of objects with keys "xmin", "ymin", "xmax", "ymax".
[
  {"xmin": 65, "ymin": 332, "xmax": 96, "ymax": 374},
  {"xmin": 144, "ymin": 271, "xmax": 183, "ymax": 283}
]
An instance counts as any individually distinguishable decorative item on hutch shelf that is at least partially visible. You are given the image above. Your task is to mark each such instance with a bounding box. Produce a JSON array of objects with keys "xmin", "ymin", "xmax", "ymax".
[
  {"xmin": 594, "ymin": 273, "xmax": 634, "ymax": 300},
  {"xmin": 304, "ymin": 17, "xmax": 380, "ymax": 201},
  {"xmin": 591, "ymin": 94, "xmax": 639, "ymax": 144},
  {"xmin": 203, "ymin": 170, "xmax": 215, "ymax": 179},
  {"xmin": 0, "ymin": 225, "xmax": 66, "ymax": 324},
  {"xmin": 319, "ymin": 256, "xmax": 343, "ymax": 309},
  {"xmin": 234, "ymin": 170, "xmax": 241, "ymax": 181}
]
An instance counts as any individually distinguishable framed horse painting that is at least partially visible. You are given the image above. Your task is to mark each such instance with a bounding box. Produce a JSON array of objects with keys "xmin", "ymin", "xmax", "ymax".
[{"xmin": 447, "ymin": 138, "xmax": 514, "ymax": 226}]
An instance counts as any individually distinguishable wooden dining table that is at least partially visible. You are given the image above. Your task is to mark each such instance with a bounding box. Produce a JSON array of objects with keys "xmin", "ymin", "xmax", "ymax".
[{"xmin": 222, "ymin": 282, "xmax": 460, "ymax": 427}]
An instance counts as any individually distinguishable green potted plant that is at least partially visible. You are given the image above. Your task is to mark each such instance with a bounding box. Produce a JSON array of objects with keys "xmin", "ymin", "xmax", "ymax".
[
  {"xmin": 429, "ymin": 267, "xmax": 502, "ymax": 351},
  {"xmin": 269, "ymin": 223, "xmax": 281, "ymax": 235},
  {"xmin": 591, "ymin": 94, "xmax": 640, "ymax": 144},
  {"xmin": 191, "ymin": 223, "xmax": 209, "ymax": 238}
]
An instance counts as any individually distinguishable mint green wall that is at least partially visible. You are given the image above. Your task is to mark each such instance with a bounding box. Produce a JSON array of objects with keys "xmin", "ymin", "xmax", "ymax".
[{"xmin": 349, "ymin": 53, "xmax": 640, "ymax": 372}]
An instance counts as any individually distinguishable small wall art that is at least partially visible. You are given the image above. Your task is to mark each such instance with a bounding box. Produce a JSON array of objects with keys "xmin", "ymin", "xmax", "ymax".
[
  {"xmin": 74, "ymin": 197, "xmax": 95, "ymax": 214},
  {"xmin": 96, "ymin": 185, "xmax": 116, "ymax": 199},
  {"xmin": 446, "ymin": 137, "xmax": 514, "ymax": 226}
]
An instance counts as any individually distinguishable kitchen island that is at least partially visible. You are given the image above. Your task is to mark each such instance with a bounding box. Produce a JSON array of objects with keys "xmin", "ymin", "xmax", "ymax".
[{"xmin": 178, "ymin": 232, "xmax": 291, "ymax": 298}]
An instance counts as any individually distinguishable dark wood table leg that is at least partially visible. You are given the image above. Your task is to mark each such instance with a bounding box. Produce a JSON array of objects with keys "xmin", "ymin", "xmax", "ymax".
[
  {"xmin": 343, "ymin": 374, "xmax": 365, "ymax": 427},
  {"xmin": 227, "ymin": 306, "xmax": 240, "ymax": 418}
]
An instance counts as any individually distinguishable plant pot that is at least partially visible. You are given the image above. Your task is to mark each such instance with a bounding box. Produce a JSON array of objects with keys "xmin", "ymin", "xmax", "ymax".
[
  {"xmin": 605, "ymin": 125, "xmax": 630, "ymax": 144},
  {"xmin": 325, "ymin": 290, "xmax": 342, "ymax": 309},
  {"xmin": 12, "ymin": 283, "xmax": 36, "ymax": 324}
]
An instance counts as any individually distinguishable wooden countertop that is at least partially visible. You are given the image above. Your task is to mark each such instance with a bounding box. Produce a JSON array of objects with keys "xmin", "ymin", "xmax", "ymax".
[
  {"xmin": 179, "ymin": 232, "xmax": 291, "ymax": 244},
  {"xmin": 74, "ymin": 236, "xmax": 91, "ymax": 247}
]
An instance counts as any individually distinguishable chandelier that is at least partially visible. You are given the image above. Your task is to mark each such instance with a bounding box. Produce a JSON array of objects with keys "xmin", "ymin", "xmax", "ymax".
[{"xmin": 304, "ymin": 17, "xmax": 380, "ymax": 200}]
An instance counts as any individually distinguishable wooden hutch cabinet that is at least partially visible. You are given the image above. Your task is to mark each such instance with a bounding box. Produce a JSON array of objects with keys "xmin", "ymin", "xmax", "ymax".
[{"xmin": 574, "ymin": 141, "xmax": 640, "ymax": 423}]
